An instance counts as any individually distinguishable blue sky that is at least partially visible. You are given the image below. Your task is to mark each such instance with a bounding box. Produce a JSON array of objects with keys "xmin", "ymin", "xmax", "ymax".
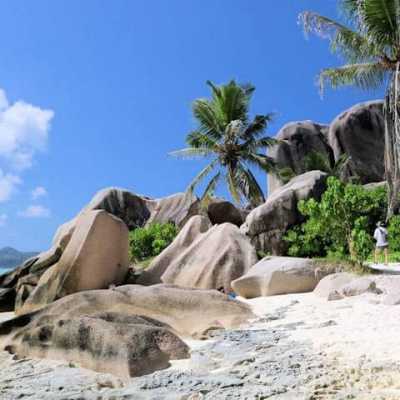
[{"xmin": 0, "ymin": 0, "xmax": 383, "ymax": 251}]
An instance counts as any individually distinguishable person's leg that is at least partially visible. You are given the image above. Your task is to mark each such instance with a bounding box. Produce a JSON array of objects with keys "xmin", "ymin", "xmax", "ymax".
[
  {"xmin": 374, "ymin": 247, "xmax": 379, "ymax": 264},
  {"xmin": 384, "ymin": 247, "xmax": 389, "ymax": 265}
]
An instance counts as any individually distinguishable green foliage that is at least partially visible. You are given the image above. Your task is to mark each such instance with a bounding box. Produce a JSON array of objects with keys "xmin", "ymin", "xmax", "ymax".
[
  {"xmin": 129, "ymin": 223, "xmax": 178, "ymax": 262},
  {"xmin": 278, "ymin": 151, "xmax": 352, "ymax": 185},
  {"xmin": 284, "ymin": 177, "xmax": 387, "ymax": 264},
  {"xmin": 299, "ymin": 1, "xmax": 400, "ymax": 217},
  {"xmin": 351, "ymin": 217, "xmax": 375, "ymax": 264},
  {"xmin": 170, "ymin": 80, "xmax": 277, "ymax": 207},
  {"xmin": 388, "ymin": 215, "xmax": 400, "ymax": 252}
]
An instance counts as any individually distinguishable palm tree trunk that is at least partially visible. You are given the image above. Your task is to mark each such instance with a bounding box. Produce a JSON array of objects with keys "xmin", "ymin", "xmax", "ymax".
[{"xmin": 384, "ymin": 63, "xmax": 400, "ymax": 220}]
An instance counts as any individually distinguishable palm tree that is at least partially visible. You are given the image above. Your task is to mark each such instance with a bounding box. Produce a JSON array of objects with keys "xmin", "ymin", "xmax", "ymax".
[
  {"xmin": 277, "ymin": 151, "xmax": 351, "ymax": 184},
  {"xmin": 170, "ymin": 80, "xmax": 277, "ymax": 207},
  {"xmin": 299, "ymin": 0, "xmax": 400, "ymax": 218}
]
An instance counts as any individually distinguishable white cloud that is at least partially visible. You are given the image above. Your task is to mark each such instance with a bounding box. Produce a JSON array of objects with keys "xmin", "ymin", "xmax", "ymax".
[
  {"xmin": 0, "ymin": 89, "xmax": 9, "ymax": 110},
  {"xmin": 31, "ymin": 186, "xmax": 47, "ymax": 200},
  {"xmin": 18, "ymin": 205, "xmax": 51, "ymax": 218},
  {"xmin": 0, "ymin": 213, "xmax": 7, "ymax": 226},
  {"xmin": 0, "ymin": 169, "xmax": 21, "ymax": 202},
  {"xmin": 0, "ymin": 89, "xmax": 54, "ymax": 171}
]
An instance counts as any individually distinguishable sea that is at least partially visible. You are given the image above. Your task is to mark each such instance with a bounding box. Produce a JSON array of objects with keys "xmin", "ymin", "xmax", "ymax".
[{"xmin": 0, "ymin": 267, "xmax": 12, "ymax": 275}]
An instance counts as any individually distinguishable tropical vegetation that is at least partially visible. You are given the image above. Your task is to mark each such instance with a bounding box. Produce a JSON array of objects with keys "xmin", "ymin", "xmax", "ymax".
[
  {"xmin": 278, "ymin": 151, "xmax": 351, "ymax": 184},
  {"xmin": 299, "ymin": 0, "xmax": 400, "ymax": 218},
  {"xmin": 170, "ymin": 80, "xmax": 277, "ymax": 207},
  {"xmin": 129, "ymin": 223, "xmax": 178, "ymax": 263},
  {"xmin": 284, "ymin": 177, "xmax": 387, "ymax": 264}
]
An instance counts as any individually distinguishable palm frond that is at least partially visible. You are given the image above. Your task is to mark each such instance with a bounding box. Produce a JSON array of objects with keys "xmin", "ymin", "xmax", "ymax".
[
  {"xmin": 299, "ymin": 11, "xmax": 384, "ymax": 62},
  {"xmin": 241, "ymin": 114, "xmax": 274, "ymax": 140},
  {"xmin": 318, "ymin": 62, "xmax": 388, "ymax": 94},
  {"xmin": 186, "ymin": 131, "xmax": 218, "ymax": 149},
  {"xmin": 235, "ymin": 163, "xmax": 265, "ymax": 206},
  {"xmin": 304, "ymin": 151, "xmax": 332, "ymax": 172},
  {"xmin": 276, "ymin": 167, "xmax": 296, "ymax": 184},
  {"xmin": 244, "ymin": 153, "xmax": 277, "ymax": 173},
  {"xmin": 192, "ymin": 99, "xmax": 224, "ymax": 139},
  {"xmin": 200, "ymin": 172, "xmax": 221, "ymax": 201},
  {"xmin": 358, "ymin": 0, "xmax": 399, "ymax": 46},
  {"xmin": 169, "ymin": 147, "xmax": 214, "ymax": 159},
  {"xmin": 332, "ymin": 153, "xmax": 350, "ymax": 176},
  {"xmin": 186, "ymin": 159, "xmax": 219, "ymax": 194},
  {"xmin": 207, "ymin": 80, "xmax": 252, "ymax": 125},
  {"xmin": 227, "ymin": 165, "xmax": 242, "ymax": 205},
  {"xmin": 240, "ymin": 137, "xmax": 279, "ymax": 154}
]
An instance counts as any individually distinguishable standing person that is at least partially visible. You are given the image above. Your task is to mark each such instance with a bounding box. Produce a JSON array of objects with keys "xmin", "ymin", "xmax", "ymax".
[{"xmin": 374, "ymin": 222, "xmax": 389, "ymax": 266}]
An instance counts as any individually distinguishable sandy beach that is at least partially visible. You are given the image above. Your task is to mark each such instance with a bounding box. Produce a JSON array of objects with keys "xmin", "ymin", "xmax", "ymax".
[{"xmin": 1, "ymin": 288, "xmax": 400, "ymax": 399}]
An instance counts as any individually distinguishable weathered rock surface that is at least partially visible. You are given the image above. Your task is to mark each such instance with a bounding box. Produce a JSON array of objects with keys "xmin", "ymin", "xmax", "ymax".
[
  {"xmin": 206, "ymin": 198, "xmax": 246, "ymax": 227},
  {"xmin": 0, "ymin": 247, "xmax": 63, "ymax": 312},
  {"xmin": 0, "ymin": 288, "xmax": 14, "ymax": 312},
  {"xmin": 0, "ymin": 310, "xmax": 189, "ymax": 379},
  {"xmin": 4, "ymin": 292, "xmax": 400, "ymax": 399},
  {"xmin": 268, "ymin": 120, "xmax": 332, "ymax": 194},
  {"xmin": 137, "ymin": 215, "xmax": 212, "ymax": 286},
  {"xmin": 363, "ymin": 181, "xmax": 387, "ymax": 191},
  {"xmin": 313, "ymin": 272, "xmax": 357, "ymax": 299},
  {"xmin": 82, "ymin": 187, "xmax": 151, "ymax": 230},
  {"xmin": 339, "ymin": 277, "xmax": 381, "ymax": 297},
  {"xmin": 52, "ymin": 218, "xmax": 77, "ymax": 250},
  {"xmin": 19, "ymin": 210, "xmax": 129, "ymax": 314},
  {"xmin": 328, "ymin": 100, "xmax": 385, "ymax": 184},
  {"xmin": 144, "ymin": 223, "xmax": 258, "ymax": 293},
  {"xmin": 4, "ymin": 284, "xmax": 254, "ymax": 339},
  {"xmin": 232, "ymin": 256, "xmax": 320, "ymax": 298},
  {"xmin": 242, "ymin": 171, "xmax": 328, "ymax": 255},
  {"xmin": 0, "ymin": 188, "xmax": 203, "ymax": 313},
  {"xmin": 84, "ymin": 188, "xmax": 200, "ymax": 229},
  {"xmin": 145, "ymin": 192, "xmax": 200, "ymax": 228}
]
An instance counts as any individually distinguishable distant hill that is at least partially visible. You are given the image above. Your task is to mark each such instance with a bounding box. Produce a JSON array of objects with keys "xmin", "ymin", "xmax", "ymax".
[{"xmin": 0, "ymin": 247, "xmax": 38, "ymax": 271}]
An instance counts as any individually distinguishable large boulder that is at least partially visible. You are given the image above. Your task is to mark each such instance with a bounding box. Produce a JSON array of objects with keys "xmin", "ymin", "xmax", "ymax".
[
  {"xmin": 0, "ymin": 311, "xmax": 189, "ymax": 379},
  {"xmin": 313, "ymin": 272, "xmax": 357, "ymax": 299},
  {"xmin": 232, "ymin": 256, "xmax": 320, "ymax": 298},
  {"xmin": 137, "ymin": 215, "xmax": 212, "ymax": 286},
  {"xmin": 268, "ymin": 121, "xmax": 332, "ymax": 194},
  {"xmin": 84, "ymin": 188, "xmax": 200, "ymax": 229},
  {"xmin": 328, "ymin": 101, "xmax": 385, "ymax": 184},
  {"xmin": 0, "ymin": 247, "xmax": 63, "ymax": 312},
  {"xmin": 18, "ymin": 210, "xmax": 129, "ymax": 314},
  {"xmin": 145, "ymin": 192, "xmax": 200, "ymax": 228},
  {"xmin": 82, "ymin": 187, "xmax": 151, "ymax": 230},
  {"xmin": 140, "ymin": 222, "xmax": 257, "ymax": 293},
  {"xmin": 2, "ymin": 284, "xmax": 255, "ymax": 339},
  {"xmin": 242, "ymin": 171, "xmax": 328, "ymax": 255},
  {"xmin": 207, "ymin": 198, "xmax": 247, "ymax": 227}
]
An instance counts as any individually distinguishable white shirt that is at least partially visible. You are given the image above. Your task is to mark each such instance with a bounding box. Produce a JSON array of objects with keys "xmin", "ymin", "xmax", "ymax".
[{"xmin": 374, "ymin": 227, "xmax": 388, "ymax": 247}]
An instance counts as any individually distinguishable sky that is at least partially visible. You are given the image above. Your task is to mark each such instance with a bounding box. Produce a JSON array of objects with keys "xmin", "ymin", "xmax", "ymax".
[{"xmin": 0, "ymin": 0, "xmax": 384, "ymax": 252}]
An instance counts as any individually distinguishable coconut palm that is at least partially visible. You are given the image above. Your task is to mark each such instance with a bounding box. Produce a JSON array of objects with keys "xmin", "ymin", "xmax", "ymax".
[
  {"xmin": 277, "ymin": 151, "xmax": 351, "ymax": 184},
  {"xmin": 170, "ymin": 80, "xmax": 277, "ymax": 207},
  {"xmin": 299, "ymin": 0, "xmax": 400, "ymax": 218}
]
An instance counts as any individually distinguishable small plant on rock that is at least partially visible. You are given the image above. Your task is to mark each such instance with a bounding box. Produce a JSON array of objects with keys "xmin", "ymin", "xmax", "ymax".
[{"xmin": 129, "ymin": 223, "xmax": 178, "ymax": 262}]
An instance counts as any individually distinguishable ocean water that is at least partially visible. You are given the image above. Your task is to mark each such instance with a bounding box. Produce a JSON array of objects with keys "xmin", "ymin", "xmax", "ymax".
[{"xmin": 0, "ymin": 267, "xmax": 12, "ymax": 274}]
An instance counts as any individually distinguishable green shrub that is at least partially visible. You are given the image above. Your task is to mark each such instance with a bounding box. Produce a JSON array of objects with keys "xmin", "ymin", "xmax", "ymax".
[
  {"xmin": 284, "ymin": 177, "xmax": 387, "ymax": 264},
  {"xmin": 129, "ymin": 223, "xmax": 178, "ymax": 262},
  {"xmin": 351, "ymin": 216, "xmax": 374, "ymax": 264},
  {"xmin": 388, "ymin": 215, "xmax": 400, "ymax": 252}
]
